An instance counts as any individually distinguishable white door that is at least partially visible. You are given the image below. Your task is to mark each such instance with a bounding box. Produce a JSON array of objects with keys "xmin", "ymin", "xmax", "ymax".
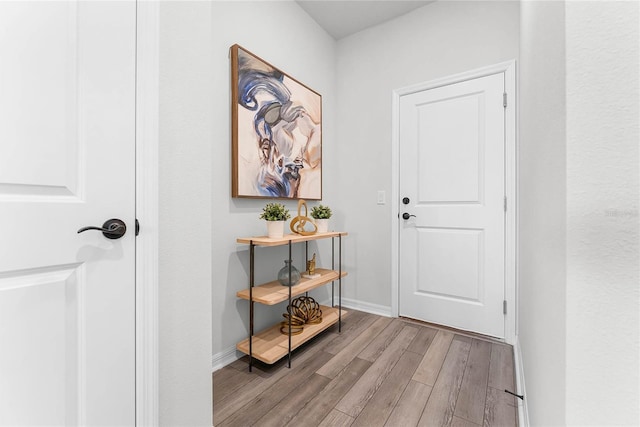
[
  {"xmin": 0, "ymin": 2, "xmax": 136, "ymax": 425},
  {"xmin": 398, "ymin": 73, "xmax": 506, "ymax": 338}
]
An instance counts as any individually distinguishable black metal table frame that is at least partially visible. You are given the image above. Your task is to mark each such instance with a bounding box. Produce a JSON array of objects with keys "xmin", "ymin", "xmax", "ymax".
[{"xmin": 247, "ymin": 234, "xmax": 342, "ymax": 371}]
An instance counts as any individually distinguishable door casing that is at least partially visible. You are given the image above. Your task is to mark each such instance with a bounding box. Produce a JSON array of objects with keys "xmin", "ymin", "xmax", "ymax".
[{"xmin": 391, "ymin": 61, "xmax": 517, "ymax": 344}]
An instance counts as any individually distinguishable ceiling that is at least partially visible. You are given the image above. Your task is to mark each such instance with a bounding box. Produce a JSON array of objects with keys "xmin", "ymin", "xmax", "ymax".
[{"xmin": 295, "ymin": 0, "xmax": 434, "ymax": 40}]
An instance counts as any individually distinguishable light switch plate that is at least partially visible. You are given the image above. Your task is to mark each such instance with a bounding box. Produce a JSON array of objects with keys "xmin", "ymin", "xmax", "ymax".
[{"xmin": 377, "ymin": 191, "xmax": 386, "ymax": 205}]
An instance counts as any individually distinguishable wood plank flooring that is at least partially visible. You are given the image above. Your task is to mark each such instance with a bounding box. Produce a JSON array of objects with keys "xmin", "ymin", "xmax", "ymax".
[{"xmin": 213, "ymin": 310, "xmax": 518, "ymax": 427}]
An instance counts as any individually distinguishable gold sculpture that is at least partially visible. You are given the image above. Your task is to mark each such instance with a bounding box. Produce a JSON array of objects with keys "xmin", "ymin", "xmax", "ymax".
[
  {"xmin": 290, "ymin": 199, "xmax": 317, "ymax": 236},
  {"xmin": 306, "ymin": 253, "xmax": 316, "ymax": 276},
  {"xmin": 280, "ymin": 296, "xmax": 323, "ymax": 335}
]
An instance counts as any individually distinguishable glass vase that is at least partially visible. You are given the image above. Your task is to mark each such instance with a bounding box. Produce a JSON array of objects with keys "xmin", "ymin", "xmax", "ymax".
[{"xmin": 278, "ymin": 260, "xmax": 300, "ymax": 287}]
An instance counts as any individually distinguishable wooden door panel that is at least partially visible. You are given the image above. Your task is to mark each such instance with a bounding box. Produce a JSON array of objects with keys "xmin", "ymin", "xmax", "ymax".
[
  {"xmin": 0, "ymin": 265, "xmax": 82, "ymax": 426},
  {"xmin": 416, "ymin": 228, "xmax": 483, "ymax": 302},
  {"xmin": 417, "ymin": 93, "xmax": 483, "ymax": 203},
  {"xmin": 0, "ymin": 2, "xmax": 80, "ymax": 196}
]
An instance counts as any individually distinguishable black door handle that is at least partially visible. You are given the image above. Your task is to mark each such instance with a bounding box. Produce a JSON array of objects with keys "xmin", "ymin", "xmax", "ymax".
[
  {"xmin": 402, "ymin": 213, "xmax": 416, "ymax": 220},
  {"xmin": 78, "ymin": 219, "xmax": 127, "ymax": 240}
]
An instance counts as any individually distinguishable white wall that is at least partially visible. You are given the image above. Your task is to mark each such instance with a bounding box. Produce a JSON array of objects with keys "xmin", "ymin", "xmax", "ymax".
[
  {"xmin": 210, "ymin": 2, "xmax": 337, "ymax": 359},
  {"xmin": 519, "ymin": 1, "xmax": 640, "ymax": 425},
  {"xmin": 159, "ymin": 2, "xmax": 214, "ymax": 425},
  {"xmin": 565, "ymin": 2, "xmax": 639, "ymax": 424},
  {"xmin": 518, "ymin": 1, "xmax": 567, "ymax": 424},
  {"xmin": 334, "ymin": 1, "xmax": 520, "ymax": 309}
]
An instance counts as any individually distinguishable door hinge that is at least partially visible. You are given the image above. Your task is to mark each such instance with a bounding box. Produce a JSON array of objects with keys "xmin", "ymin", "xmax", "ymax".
[
  {"xmin": 503, "ymin": 92, "xmax": 507, "ymax": 108},
  {"xmin": 135, "ymin": 219, "xmax": 140, "ymax": 236},
  {"xmin": 504, "ymin": 196, "xmax": 507, "ymax": 212},
  {"xmin": 503, "ymin": 300, "xmax": 507, "ymax": 315}
]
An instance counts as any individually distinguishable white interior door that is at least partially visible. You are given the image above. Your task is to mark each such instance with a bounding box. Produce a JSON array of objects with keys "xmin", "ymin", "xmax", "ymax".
[
  {"xmin": 0, "ymin": 2, "xmax": 136, "ymax": 425},
  {"xmin": 398, "ymin": 73, "xmax": 506, "ymax": 338}
]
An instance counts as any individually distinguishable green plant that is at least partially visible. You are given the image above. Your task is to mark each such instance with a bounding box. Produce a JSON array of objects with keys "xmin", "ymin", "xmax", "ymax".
[
  {"xmin": 310, "ymin": 204, "xmax": 332, "ymax": 219},
  {"xmin": 259, "ymin": 202, "xmax": 291, "ymax": 221}
]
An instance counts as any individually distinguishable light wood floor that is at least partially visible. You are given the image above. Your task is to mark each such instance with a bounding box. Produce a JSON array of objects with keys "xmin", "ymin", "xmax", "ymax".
[{"xmin": 213, "ymin": 310, "xmax": 518, "ymax": 427}]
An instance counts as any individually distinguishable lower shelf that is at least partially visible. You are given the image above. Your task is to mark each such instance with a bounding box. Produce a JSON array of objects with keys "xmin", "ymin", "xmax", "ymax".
[{"xmin": 236, "ymin": 305, "xmax": 348, "ymax": 365}]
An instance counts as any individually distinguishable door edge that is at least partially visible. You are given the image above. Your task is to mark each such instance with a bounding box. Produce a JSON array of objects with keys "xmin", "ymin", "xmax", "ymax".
[{"xmin": 135, "ymin": 1, "xmax": 160, "ymax": 425}]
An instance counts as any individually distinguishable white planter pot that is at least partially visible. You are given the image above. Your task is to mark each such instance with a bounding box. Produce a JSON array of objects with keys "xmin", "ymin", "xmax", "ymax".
[
  {"xmin": 266, "ymin": 220, "xmax": 285, "ymax": 239},
  {"xmin": 314, "ymin": 218, "xmax": 329, "ymax": 233}
]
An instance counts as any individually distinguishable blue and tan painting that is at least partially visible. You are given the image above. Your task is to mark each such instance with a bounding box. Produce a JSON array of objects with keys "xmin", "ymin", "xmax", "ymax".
[{"xmin": 233, "ymin": 45, "xmax": 322, "ymax": 199}]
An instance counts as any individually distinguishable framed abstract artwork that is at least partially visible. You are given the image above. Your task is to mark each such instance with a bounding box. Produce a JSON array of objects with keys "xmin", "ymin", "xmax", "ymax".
[{"xmin": 231, "ymin": 44, "xmax": 322, "ymax": 199}]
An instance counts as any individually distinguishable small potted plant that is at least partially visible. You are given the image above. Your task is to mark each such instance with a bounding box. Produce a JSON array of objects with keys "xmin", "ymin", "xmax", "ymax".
[
  {"xmin": 310, "ymin": 204, "xmax": 332, "ymax": 233},
  {"xmin": 260, "ymin": 202, "xmax": 291, "ymax": 238}
]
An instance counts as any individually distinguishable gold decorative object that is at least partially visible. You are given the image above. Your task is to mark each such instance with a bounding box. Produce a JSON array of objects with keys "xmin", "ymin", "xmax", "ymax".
[
  {"xmin": 290, "ymin": 199, "xmax": 317, "ymax": 236},
  {"xmin": 306, "ymin": 253, "xmax": 316, "ymax": 276},
  {"xmin": 280, "ymin": 296, "xmax": 323, "ymax": 335},
  {"xmin": 279, "ymin": 317, "xmax": 304, "ymax": 335}
]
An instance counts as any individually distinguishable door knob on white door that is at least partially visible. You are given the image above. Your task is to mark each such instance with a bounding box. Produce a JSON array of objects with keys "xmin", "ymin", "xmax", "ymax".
[
  {"xmin": 78, "ymin": 218, "xmax": 127, "ymax": 239},
  {"xmin": 402, "ymin": 213, "xmax": 416, "ymax": 220}
]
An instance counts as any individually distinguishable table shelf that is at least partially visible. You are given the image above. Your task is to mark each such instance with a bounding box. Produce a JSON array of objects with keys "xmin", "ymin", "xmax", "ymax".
[
  {"xmin": 237, "ymin": 231, "xmax": 348, "ymax": 247},
  {"xmin": 236, "ymin": 306, "xmax": 348, "ymax": 364},
  {"xmin": 236, "ymin": 269, "xmax": 347, "ymax": 305}
]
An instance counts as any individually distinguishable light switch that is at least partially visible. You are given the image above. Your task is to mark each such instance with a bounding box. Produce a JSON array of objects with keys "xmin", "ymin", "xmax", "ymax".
[{"xmin": 377, "ymin": 191, "xmax": 386, "ymax": 205}]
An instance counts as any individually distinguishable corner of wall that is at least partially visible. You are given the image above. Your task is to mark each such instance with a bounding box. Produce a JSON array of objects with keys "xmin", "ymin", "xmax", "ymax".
[
  {"xmin": 513, "ymin": 336, "xmax": 530, "ymax": 427},
  {"xmin": 518, "ymin": 0, "xmax": 567, "ymax": 424}
]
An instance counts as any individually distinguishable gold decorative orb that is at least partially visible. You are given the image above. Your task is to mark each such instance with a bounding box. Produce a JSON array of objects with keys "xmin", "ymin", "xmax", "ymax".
[{"xmin": 279, "ymin": 296, "xmax": 323, "ymax": 335}]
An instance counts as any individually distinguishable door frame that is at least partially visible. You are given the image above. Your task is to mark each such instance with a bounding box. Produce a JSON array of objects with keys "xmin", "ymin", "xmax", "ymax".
[
  {"xmin": 391, "ymin": 61, "xmax": 517, "ymax": 344},
  {"xmin": 136, "ymin": 1, "xmax": 159, "ymax": 425}
]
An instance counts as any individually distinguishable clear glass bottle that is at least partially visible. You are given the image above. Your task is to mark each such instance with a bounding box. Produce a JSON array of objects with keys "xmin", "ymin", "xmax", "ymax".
[{"xmin": 278, "ymin": 260, "xmax": 300, "ymax": 287}]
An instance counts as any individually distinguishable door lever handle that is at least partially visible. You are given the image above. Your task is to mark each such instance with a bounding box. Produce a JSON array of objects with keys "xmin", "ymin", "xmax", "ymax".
[
  {"xmin": 402, "ymin": 213, "xmax": 416, "ymax": 220},
  {"xmin": 78, "ymin": 219, "xmax": 127, "ymax": 239}
]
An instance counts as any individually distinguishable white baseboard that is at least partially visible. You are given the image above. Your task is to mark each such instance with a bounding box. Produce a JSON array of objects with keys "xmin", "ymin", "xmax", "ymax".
[
  {"xmin": 338, "ymin": 297, "xmax": 392, "ymax": 317},
  {"xmin": 212, "ymin": 346, "xmax": 241, "ymax": 372},
  {"xmin": 513, "ymin": 336, "xmax": 529, "ymax": 427}
]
